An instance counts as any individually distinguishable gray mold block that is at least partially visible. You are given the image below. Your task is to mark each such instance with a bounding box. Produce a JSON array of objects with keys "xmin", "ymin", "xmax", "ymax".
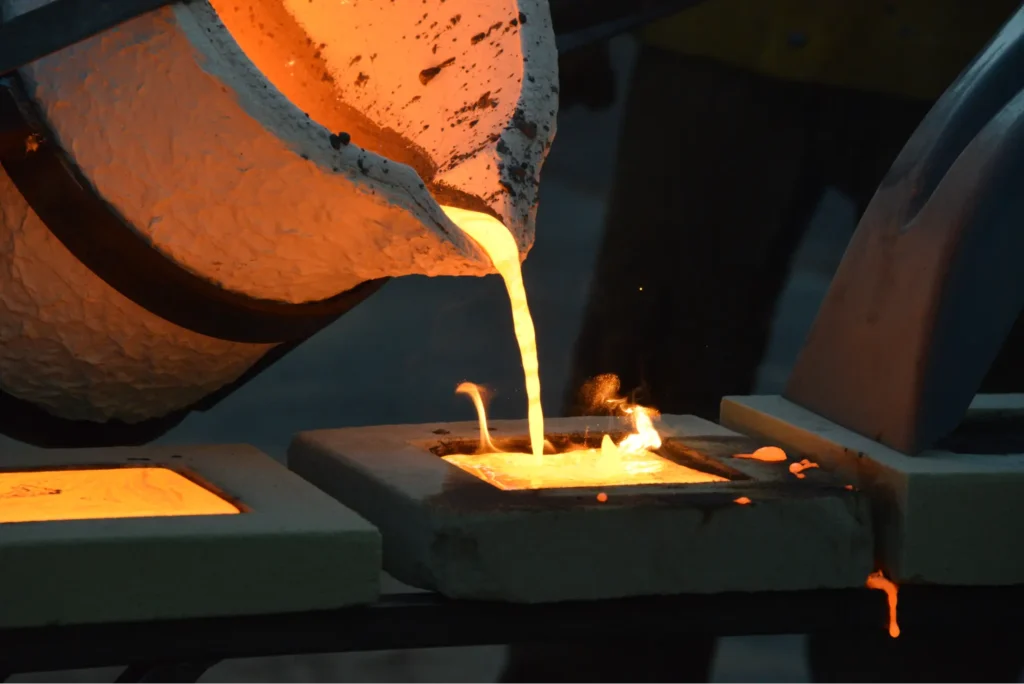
[
  {"xmin": 289, "ymin": 414, "xmax": 873, "ymax": 603},
  {"xmin": 722, "ymin": 394, "xmax": 1024, "ymax": 586},
  {"xmin": 0, "ymin": 444, "xmax": 381, "ymax": 627}
]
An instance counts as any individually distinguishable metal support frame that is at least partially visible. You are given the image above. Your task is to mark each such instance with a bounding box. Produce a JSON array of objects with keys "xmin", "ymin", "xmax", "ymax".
[{"xmin": 1, "ymin": 586, "xmax": 1023, "ymax": 678}]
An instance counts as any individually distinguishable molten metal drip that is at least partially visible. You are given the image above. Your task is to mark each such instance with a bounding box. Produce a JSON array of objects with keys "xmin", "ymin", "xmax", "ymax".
[
  {"xmin": 866, "ymin": 570, "xmax": 901, "ymax": 638},
  {"xmin": 0, "ymin": 468, "xmax": 239, "ymax": 523},
  {"xmin": 442, "ymin": 206, "xmax": 544, "ymax": 460}
]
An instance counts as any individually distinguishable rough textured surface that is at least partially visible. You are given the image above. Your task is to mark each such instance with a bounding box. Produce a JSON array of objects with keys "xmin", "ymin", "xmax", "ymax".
[
  {"xmin": 722, "ymin": 394, "xmax": 1024, "ymax": 586},
  {"xmin": 0, "ymin": 0, "xmax": 556, "ymax": 424},
  {"xmin": 5, "ymin": 0, "xmax": 557, "ymax": 304},
  {"xmin": 270, "ymin": 0, "xmax": 559, "ymax": 256},
  {"xmin": 288, "ymin": 414, "xmax": 873, "ymax": 603},
  {"xmin": 0, "ymin": 443, "xmax": 381, "ymax": 627},
  {"xmin": 0, "ymin": 167, "xmax": 271, "ymax": 422}
]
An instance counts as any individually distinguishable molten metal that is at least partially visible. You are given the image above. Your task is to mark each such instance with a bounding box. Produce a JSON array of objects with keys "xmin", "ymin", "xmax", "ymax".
[
  {"xmin": 735, "ymin": 446, "xmax": 788, "ymax": 462},
  {"xmin": 0, "ymin": 467, "xmax": 239, "ymax": 523},
  {"xmin": 866, "ymin": 570, "xmax": 901, "ymax": 638},
  {"xmin": 443, "ymin": 207, "xmax": 545, "ymax": 459},
  {"xmin": 443, "ymin": 381, "xmax": 727, "ymax": 490},
  {"xmin": 442, "ymin": 208, "xmax": 728, "ymax": 490}
]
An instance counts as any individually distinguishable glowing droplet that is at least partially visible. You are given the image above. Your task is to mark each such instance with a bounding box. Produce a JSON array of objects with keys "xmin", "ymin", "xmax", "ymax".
[
  {"xmin": 866, "ymin": 570, "xmax": 900, "ymax": 638},
  {"xmin": 734, "ymin": 446, "xmax": 787, "ymax": 462},
  {"xmin": 734, "ymin": 496, "xmax": 752, "ymax": 505},
  {"xmin": 789, "ymin": 458, "xmax": 820, "ymax": 479},
  {"xmin": 596, "ymin": 492, "xmax": 608, "ymax": 503}
]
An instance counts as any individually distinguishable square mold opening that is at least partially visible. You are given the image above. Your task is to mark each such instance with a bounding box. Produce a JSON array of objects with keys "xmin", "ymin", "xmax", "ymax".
[
  {"xmin": 0, "ymin": 444, "xmax": 380, "ymax": 628},
  {"xmin": 0, "ymin": 465, "xmax": 241, "ymax": 524},
  {"xmin": 431, "ymin": 432, "xmax": 744, "ymax": 491},
  {"xmin": 289, "ymin": 415, "xmax": 874, "ymax": 603}
]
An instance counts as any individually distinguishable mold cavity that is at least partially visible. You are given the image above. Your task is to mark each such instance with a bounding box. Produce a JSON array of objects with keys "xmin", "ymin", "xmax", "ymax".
[
  {"xmin": 0, "ymin": 467, "xmax": 240, "ymax": 523},
  {"xmin": 431, "ymin": 434, "xmax": 743, "ymax": 491}
]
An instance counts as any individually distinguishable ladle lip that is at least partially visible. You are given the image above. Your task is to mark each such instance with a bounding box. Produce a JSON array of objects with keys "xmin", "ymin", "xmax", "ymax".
[{"xmin": 176, "ymin": 0, "xmax": 514, "ymax": 273}]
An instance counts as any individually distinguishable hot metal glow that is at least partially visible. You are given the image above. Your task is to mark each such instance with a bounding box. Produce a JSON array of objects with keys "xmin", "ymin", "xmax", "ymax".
[
  {"xmin": 442, "ymin": 207, "xmax": 728, "ymax": 491},
  {"xmin": 443, "ymin": 206, "xmax": 544, "ymax": 461},
  {"xmin": 442, "ymin": 383, "xmax": 726, "ymax": 491},
  {"xmin": 0, "ymin": 467, "xmax": 239, "ymax": 523},
  {"xmin": 866, "ymin": 570, "xmax": 901, "ymax": 638},
  {"xmin": 443, "ymin": 441, "xmax": 727, "ymax": 491}
]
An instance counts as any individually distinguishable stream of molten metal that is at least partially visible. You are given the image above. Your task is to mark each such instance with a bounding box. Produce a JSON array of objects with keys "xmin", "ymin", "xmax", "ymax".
[
  {"xmin": 443, "ymin": 206, "xmax": 544, "ymax": 461},
  {"xmin": 440, "ymin": 206, "xmax": 726, "ymax": 490}
]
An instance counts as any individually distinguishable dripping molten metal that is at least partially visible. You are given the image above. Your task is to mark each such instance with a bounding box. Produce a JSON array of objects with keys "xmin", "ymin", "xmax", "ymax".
[
  {"xmin": 867, "ymin": 570, "xmax": 901, "ymax": 638},
  {"xmin": 439, "ymin": 207, "xmax": 726, "ymax": 491}
]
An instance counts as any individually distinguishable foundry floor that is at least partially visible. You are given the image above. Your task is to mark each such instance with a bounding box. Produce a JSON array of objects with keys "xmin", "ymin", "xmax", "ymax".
[{"xmin": 0, "ymin": 36, "xmax": 941, "ymax": 683}]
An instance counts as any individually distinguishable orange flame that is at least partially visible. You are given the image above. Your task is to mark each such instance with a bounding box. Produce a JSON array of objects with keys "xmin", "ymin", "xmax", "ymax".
[
  {"xmin": 866, "ymin": 570, "xmax": 901, "ymax": 638},
  {"xmin": 448, "ymin": 373, "xmax": 725, "ymax": 490},
  {"xmin": 456, "ymin": 382, "xmax": 500, "ymax": 453}
]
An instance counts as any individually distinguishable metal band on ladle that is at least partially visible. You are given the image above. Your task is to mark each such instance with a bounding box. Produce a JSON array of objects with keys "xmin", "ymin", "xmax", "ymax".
[{"xmin": 0, "ymin": 73, "xmax": 386, "ymax": 344}]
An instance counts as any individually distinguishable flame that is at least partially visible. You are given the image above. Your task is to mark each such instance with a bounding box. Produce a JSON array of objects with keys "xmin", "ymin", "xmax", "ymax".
[
  {"xmin": 866, "ymin": 570, "xmax": 900, "ymax": 638},
  {"xmin": 617, "ymin": 405, "xmax": 661, "ymax": 453},
  {"xmin": 441, "ymin": 207, "xmax": 726, "ymax": 491},
  {"xmin": 447, "ymin": 377, "xmax": 726, "ymax": 490},
  {"xmin": 456, "ymin": 382, "xmax": 500, "ymax": 453}
]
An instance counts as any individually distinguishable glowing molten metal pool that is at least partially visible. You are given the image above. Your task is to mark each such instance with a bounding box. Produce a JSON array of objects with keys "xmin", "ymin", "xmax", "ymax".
[
  {"xmin": 442, "ymin": 383, "xmax": 728, "ymax": 491},
  {"xmin": 441, "ymin": 208, "xmax": 729, "ymax": 492},
  {"xmin": 0, "ymin": 467, "xmax": 240, "ymax": 523},
  {"xmin": 443, "ymin": 445, "xmax": 728, "ymax": 491}
]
